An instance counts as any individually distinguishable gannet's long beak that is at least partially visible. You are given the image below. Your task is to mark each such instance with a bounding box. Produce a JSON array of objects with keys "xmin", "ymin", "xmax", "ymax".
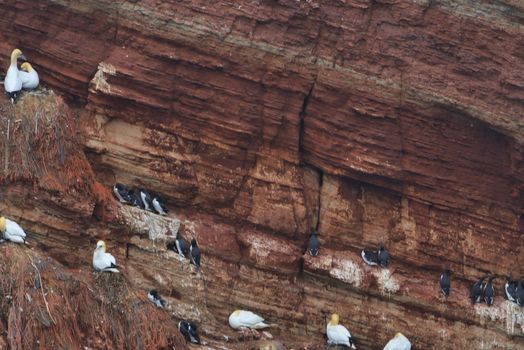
[{"xmin": 18, "ymin": 54, "xmax": 27, "ymax": 61}]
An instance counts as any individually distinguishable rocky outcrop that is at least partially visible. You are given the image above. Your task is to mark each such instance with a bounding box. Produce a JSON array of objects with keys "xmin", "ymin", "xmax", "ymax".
[{"xmin": 0, "ymin": 0, "xmax": 523, "ymax": 349}]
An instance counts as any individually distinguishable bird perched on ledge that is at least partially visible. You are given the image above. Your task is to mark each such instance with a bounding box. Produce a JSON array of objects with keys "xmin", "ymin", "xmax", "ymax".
[
  {"xmin": 92, "ymin": 240, "xmax": 119, "ymax": 273},
  {"xmin": 440, "ymin": 269, "xmax": 452, "ymax": 297},
  {"xmin": 470, "ymin": 275, "xmax": 489, "ymax": 304},
  {"xmin": 147, "ymin": 290, "xmax": 166, "ymax": 309},
  {"xmin": 190, "ymin": 238, "xmax": 201, "ymax": 267},
  {"xmin": 361, "ymin": 248, "xmax": 379, "ymax": 266},
  {"xmin": 228, "ymin": 310, "xmax": 272, "ymax": 329},
  {"xmin": 152, "ymin": 197, "xmax": 167, "ymax": 216},
  {"xmin": 19, "ymin": 62, "xmax": 39, "ymax": 90},
  {"xmin": 504, "ymin": 276, "xmax": 518, "ymax": 303},
  {"xmin": 307, "ymin": 231, "xmax": 320, "ymax": 256},
  {"xmin": 383, "ymin": 332, "xmax": 411, "ymax": 350},
  {"xmin": 326, "ymin": 313, "xmax": 357, "ymax": 349},
  {"xmin": 0, "ymin": 216, "xmax": 27, "ymax": 244},
  {"xmin": 4, "ymin": 48, "xmax": 26, "ymax": 103},
  {"xmin": 178, "ymin": 320, "xmax": 200, "ymax": 344},
  {"xmin": 483, "ymin": 276, "xmax": 496, "ymax": 306}
]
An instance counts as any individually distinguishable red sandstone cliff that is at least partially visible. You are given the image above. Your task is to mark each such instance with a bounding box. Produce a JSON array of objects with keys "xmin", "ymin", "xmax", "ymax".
[{"xmin": 0, "ymin": 0, "xmax": 523, "ymax": 349}]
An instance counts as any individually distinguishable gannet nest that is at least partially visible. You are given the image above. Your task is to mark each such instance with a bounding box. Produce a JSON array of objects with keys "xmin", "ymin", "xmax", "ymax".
[
  {"xmin": 0, "ymin": 244, "xmax": 186, "ymax": 349},
  {"xmin": 0, "ymin": 90, "xmax": 114, "ymax": 213}
]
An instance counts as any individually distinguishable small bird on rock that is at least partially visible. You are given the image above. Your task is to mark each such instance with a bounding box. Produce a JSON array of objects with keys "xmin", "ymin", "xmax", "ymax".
[
  {"xmin": 0, "ymin": 216, "xmax": 27, "ymax": 244},
  {"xmin": 147, "ymin": 290, "xmax": 166, "ymax": 309},
  {"xmin": 113, "ymin": 183, "xmax": 131, "ymax": 204},
  {"xmin": 470, "ymin": 275, "xmax": 488, "ymax": 304},
  {"xmin": 190, "ymin": 238, "xmax": 201, "ymax": 267},
  {"xmin": 440, "ymin": 269, "xmax": 452, "ymax": 297},
  {"xmin": 167, "ymin": 237, "xmax": 189, "ymax": 258},
  {"xmin": 92, "ymin": 240, "xmax": 119, "ymax": 273},
  {"xmin": 152, "ymin": 197, "xmax": 167, "ymax": 216},
  {"xmin": 140, "ymin": 189, "xmax": 153, "ymax": 212},
  {"xmin": 326, "ymin": 313, "xmax": 356, "ymax": 349},
  {"xmin": 377, "ymin": 243, "xmax": 389, "ymax": 268},
  {"xmin": 483, "ymin": 276, "xmax": 496, "ymax": 306},
  {"xmin": 504, "ymin": 276, "xmax": 518, "ymax": 303},
  {"xmin": 307, "ymin": 231, "xmax": 320, "ymax": 256},
  {"xmin": 515, "ymin": 281, "xmax": 524, "ymax": 307},
  {"xmin": 383, "ymin": 332, "xmax": 411, "ymax": 350},
  {"xmin": 228, "ymin": 310, "xmax": 272, "ymax": 330},
  {"xmin": 178, "ymin": 320, "xmax": 200, "ymax": 344},
  {"xmin": 361, "ymin": 248, "xmax": 379, "ymax": 266}
]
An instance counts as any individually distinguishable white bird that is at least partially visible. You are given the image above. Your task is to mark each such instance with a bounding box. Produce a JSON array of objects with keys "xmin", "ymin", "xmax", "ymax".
[
  {"xmin": 326, "ymin": 313, "xmax": 356, "ymax": 349},
  {"xmin": 4, "ymin": 48, "xmax": 26, "ymax": 103},
  {"xmin": 228, "ymin": 310, "xmax": 272, "ymax": 329},
  {"xmin": 0, "ymin": 216, "xmax": 27, "ymax": 244},
  {"xmin": 383, "ymin": 332, "xmax": 411, "ymax": 350},
  {"xmin": 19, "ymin": 62, "xmax": 39, "ymax": 90},
  {"xmin": 92, "ymin": 240, "xmax": 119, "ymax": 273}
]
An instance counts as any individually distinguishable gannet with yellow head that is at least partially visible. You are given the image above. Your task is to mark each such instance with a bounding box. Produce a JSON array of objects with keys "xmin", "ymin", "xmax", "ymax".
[
  {"xmin": 383, "ymin": 332, "xmax": 411, "ymax": 350},
  {"xmin": 92, "ymin": 240, "xmax": 119, "ymax": 273},
  {"xmin": 19, "ymin": 62, "xmax": 39, "ymax": 90},
  {"xmin": 228, "ymin": 310, "xmax": 272, "ymax": 330},
  {"xmin": 4, "ymin": 49, "xmax": 26, "ymax": 103},
  {"xmin": 0, "ymin": 216, "xmax": 27, "ymax": 244},
  {"xmin": 326, "ymin": 313, "xmax": 357, "ymax": 349}
]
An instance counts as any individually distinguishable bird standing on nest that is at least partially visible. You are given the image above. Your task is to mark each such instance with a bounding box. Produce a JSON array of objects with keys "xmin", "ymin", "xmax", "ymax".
[
  {"xmin": 92, "ymin": 240, "xmax": 119, "ymax": 273},
  {"xmin": 19, "ymin": 62, "xmax": 39, "ymax": 90},
  {"xmin": 0, "ymin": 216, "xmax": 28, "ymax": 244},
  {"xmin": 4, "ymin": 48, "xmax": 26, "ymax": 103}
]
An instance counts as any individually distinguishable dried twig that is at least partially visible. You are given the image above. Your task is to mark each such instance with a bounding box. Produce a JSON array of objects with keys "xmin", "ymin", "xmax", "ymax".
[{"xmin": 25, "ymin": 252, "xmax": 57, "ymax": 325}]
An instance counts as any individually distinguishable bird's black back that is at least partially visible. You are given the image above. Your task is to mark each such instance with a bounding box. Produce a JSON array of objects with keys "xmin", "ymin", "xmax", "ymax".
[
  {"xmin": 190, "ymin": 240, "xmax": 201, "ymax": 267},
  {"xmin": 378, "ymin": 246, "xmax": 389, "ymax": 267},
  {"xmin": 470, "ymin": 276, "xmax": 488, "ymax": 303},
  {"xmin": 307, "ymin": 233, "xmax": 320, "ymax": 256},
  {"xmin": 484, "ymin": 277, "xmax": 495, "ymax": 305},
  {"xmin": 440, "ymin": 271, "xmax": 451, "ymax": 297}
]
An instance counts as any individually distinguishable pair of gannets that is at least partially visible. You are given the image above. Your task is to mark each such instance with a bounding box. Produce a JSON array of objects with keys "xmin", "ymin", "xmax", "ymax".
[
  {"xmin": 4, "ymin": 49, "xmax": 39, "ymax": 103},
  {"xmin": 0, "ymin": 216, "xmax": 27, "ymax": 244}
]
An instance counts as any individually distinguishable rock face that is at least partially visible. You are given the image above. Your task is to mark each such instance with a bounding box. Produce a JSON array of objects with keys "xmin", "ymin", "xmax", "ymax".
[{"xmin": 0, "ymin": 0, "xmax": 523, "ymax": 349}]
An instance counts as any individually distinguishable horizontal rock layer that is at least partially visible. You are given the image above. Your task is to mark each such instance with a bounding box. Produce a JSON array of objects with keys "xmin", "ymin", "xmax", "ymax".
[{"xmin": 0, "ymin": 0, "xmax": 523, "ymax": 349}]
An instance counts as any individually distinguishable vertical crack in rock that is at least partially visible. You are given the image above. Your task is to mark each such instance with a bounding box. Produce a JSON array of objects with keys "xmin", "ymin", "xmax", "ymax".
[{"xmin": 298, "ymin": 79, "xmax": 317, "ymax": 161}]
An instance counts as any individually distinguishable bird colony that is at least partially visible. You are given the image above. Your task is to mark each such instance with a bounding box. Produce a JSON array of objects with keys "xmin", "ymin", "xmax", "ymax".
[{"xmin": 3, "ymin": 48, "xmax": 523, "ymax": 349}]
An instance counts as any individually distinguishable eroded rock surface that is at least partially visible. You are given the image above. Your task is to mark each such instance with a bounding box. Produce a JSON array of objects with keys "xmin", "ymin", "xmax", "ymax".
[{"xmin": 0, "ymin": 1, "xmax": 523, "ymax": 349}]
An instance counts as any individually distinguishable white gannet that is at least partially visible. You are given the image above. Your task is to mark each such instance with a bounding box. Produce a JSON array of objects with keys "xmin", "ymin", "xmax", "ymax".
[
  {"xmin": 228, "ymin": 310, "xmax": 272, "ymax": 330},
  {"xmin": 4, "ymin": 48, "xmax": 26, "ymax": 103},
  {"xmin": 147, "ymin": 290, "xmax": 166, "ymax": 309},
  {"xmin": 0, "ymin": 216, "xmax": 27, "ymax": 244},
  {"xmin": 326, "ymin": 313, "xmax": 356, "ymax": 349},
  {"xmin": 383, "ymin": 332, "xmax": 411, "ymax": 350},
  {"xmin": 92, "ymin": 240, "xmax": 119, "ymax": 273},
  {"xmin": 19, "ymin": 62, "xmax": 39, "ymax": 90}
]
